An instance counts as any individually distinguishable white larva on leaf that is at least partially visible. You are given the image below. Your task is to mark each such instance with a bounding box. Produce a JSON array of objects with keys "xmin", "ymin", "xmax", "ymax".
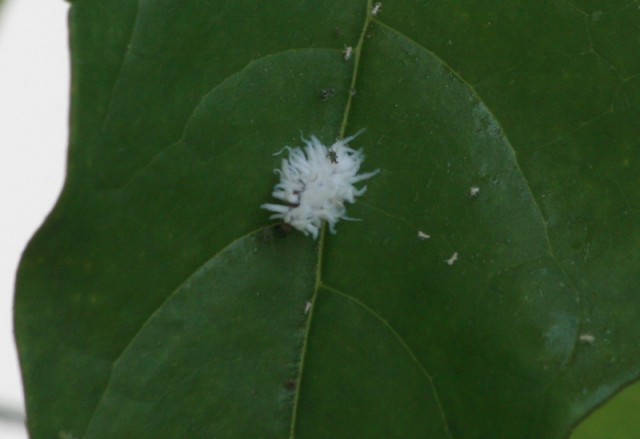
[
  {"xmin": 469, "ymin": 186, "xmax": 480, "ymax": 197},
  {"xmin": 371, "ymin": 2, "xmax": 383, "ymax": 16},
  {"xmin": 343, "ymin": 45, "xmax": 353, "ymax": 61},
  {"xmin": 261, "ymin": 130, "xmax": 379, "ymax": 239}
]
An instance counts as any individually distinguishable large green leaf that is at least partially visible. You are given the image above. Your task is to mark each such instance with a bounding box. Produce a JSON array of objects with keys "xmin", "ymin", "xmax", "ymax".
[{"xmin": 15, "ymin": 0, "xmax": 640, "ymax": 438}]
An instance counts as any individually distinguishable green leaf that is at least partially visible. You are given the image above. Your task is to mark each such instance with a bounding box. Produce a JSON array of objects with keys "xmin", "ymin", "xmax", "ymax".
[
  {"xmin": 82, "ymin": 231, "xmax": 319, "ymax": 438},
  {"xmin": 571, "ymin": 380, "xmax": 640, "ymax": 439},
  {"xmin": 15, "ymin": 1, "xmax": 640, "ymax": 438}
]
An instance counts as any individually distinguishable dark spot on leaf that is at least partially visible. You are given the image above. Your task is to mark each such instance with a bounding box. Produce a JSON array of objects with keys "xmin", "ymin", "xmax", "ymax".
[
  {"xmin": 284, "ymin": 379, "xmax": 297, "ymax": 391},
  {"xmin": 320, "ymin": 88, "xmax": 335, "ymax": 101},
  {"xmin": 275, "ymin": 223, "xmax": 294, "ymax": 237}
]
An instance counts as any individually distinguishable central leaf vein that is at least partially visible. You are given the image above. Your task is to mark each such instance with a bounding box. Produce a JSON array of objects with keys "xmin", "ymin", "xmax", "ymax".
[{"xmin": 288, "ymin": 1, "xmax": 375, "ymax": 437}]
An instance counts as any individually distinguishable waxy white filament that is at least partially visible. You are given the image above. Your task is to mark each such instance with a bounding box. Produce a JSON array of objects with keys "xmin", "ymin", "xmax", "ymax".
[{"xmin": 262, "ymin": 132, "xmax": 379, "ymax": 239}]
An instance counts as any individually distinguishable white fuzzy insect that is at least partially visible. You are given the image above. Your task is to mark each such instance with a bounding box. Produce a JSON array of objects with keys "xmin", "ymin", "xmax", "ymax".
[
  {"xmin": 469, "ymin": 186, "xmax": 480, "ymax": 197},
  {"xmin": 261, "ymin": 131, "xmax": 379, "ymax": 239},
  {"xmin": 343, "ymin": 45, "xmax": 353, "ymax": 61},
  {"xmin": 371, "ymin": 2, "xmax": 383, "ymax": 16}
]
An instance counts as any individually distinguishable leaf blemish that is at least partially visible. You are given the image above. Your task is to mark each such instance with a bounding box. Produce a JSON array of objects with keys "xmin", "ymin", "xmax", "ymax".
[
  {"xmin": 319, "ymin": 88, "xmax": 335, "ymax": 101},
  {"xmin": 284, "ymin": 379, "xmax": 297, "ymax": 391}
]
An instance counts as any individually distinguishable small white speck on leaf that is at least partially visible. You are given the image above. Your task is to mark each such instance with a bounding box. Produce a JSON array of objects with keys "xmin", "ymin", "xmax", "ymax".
[
  {"xmin": 417, "ymin": 231, "xmax": 431, "ymax": 240},
  {"xmin": 371, "ymin": 2, "xmax": 382, "ymax": 16},
  {"xmin": 343, "ymin": 45, "xmax": 353, "ymax": 61},
  {"xmin": 304, "ymin": 301, "xmax": 312, "ymax": 314},
  {"xmin": 579, "ymin": 333, "xmax": 595, "ymax": 344},
  {"xmin": 446, "ymin": 252, "xmax": 459, "ymax": 266},
  {"xmin": 469, "ymin": 186, "xmax": 480, "ymax": 197}
]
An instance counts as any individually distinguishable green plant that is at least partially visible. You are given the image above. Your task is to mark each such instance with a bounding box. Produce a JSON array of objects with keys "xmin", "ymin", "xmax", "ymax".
[{"xmin": 15, "ymin": 1, "xmax": 640, "ymax": 438}]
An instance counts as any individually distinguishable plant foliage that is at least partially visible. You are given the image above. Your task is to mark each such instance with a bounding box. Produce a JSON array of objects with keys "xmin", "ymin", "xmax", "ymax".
[{"xmin": 15, "ymin": 1, "xmax": 640, "ymax": 438}]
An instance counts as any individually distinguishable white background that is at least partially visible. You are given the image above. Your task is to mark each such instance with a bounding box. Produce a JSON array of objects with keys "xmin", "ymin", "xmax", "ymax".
[{"xmin": 0, "ymin": 0, "xmax": 69, "ymax": 437}]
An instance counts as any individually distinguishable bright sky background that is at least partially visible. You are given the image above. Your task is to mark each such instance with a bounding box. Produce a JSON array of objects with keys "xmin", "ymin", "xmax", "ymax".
[{"xmin": 0, "ymin": 0, "xmax": 69, "ymax": 437}]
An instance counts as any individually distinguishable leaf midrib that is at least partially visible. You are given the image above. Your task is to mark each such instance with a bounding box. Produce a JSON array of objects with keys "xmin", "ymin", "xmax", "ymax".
[{"xmin": 287, "ymin": 1, "xmax": 374, "ymax": 437}]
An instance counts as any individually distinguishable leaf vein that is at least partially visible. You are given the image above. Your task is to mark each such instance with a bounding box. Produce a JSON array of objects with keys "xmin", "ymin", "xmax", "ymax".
[
  {"xmin": 82, "ymin": 224, "xmax": 274, "ymax": 434},
  {"xmin": 114, "ymin": 47, "xmax": 344, "ymax": 191},
  {"xmin": 290, "ymin": 0, "xmax": 375, "ymax": 436},
  {"xmin": 100, "ymin": 0, "xmax": 142, "ymax": 131},
  {"xmin": 322, "ymin": 284, "xmax": 454, "ymax": 439},
  {"xmin": 359, "ymin": 200, "xmax": 420, "ymax": 232},
  {"xmin": 377, "ymin": 19, "xmax": 586, "ymax": 368},
  {"xmin": 288, "ymin": 227, "xmax": 326, "ymax": 439}
]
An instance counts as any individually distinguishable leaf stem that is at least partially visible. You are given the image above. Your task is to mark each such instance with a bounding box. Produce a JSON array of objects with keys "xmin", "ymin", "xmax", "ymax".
[
  {"xmin": 288, "ymin": 225, "xmax": 326, "ymax": 439},
  {"xmin": 339, "ymin": 0, "xmax": 375, "ymax": 139},
  {"xmin": 289, "ymin": 2, "xmax": 374, "ymax": 435}
]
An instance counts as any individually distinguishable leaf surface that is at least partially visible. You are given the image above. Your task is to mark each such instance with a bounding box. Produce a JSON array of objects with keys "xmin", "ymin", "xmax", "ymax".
[{"xmin": 16, "ymin": 1, "xmax": 640, "ymax": 438}]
